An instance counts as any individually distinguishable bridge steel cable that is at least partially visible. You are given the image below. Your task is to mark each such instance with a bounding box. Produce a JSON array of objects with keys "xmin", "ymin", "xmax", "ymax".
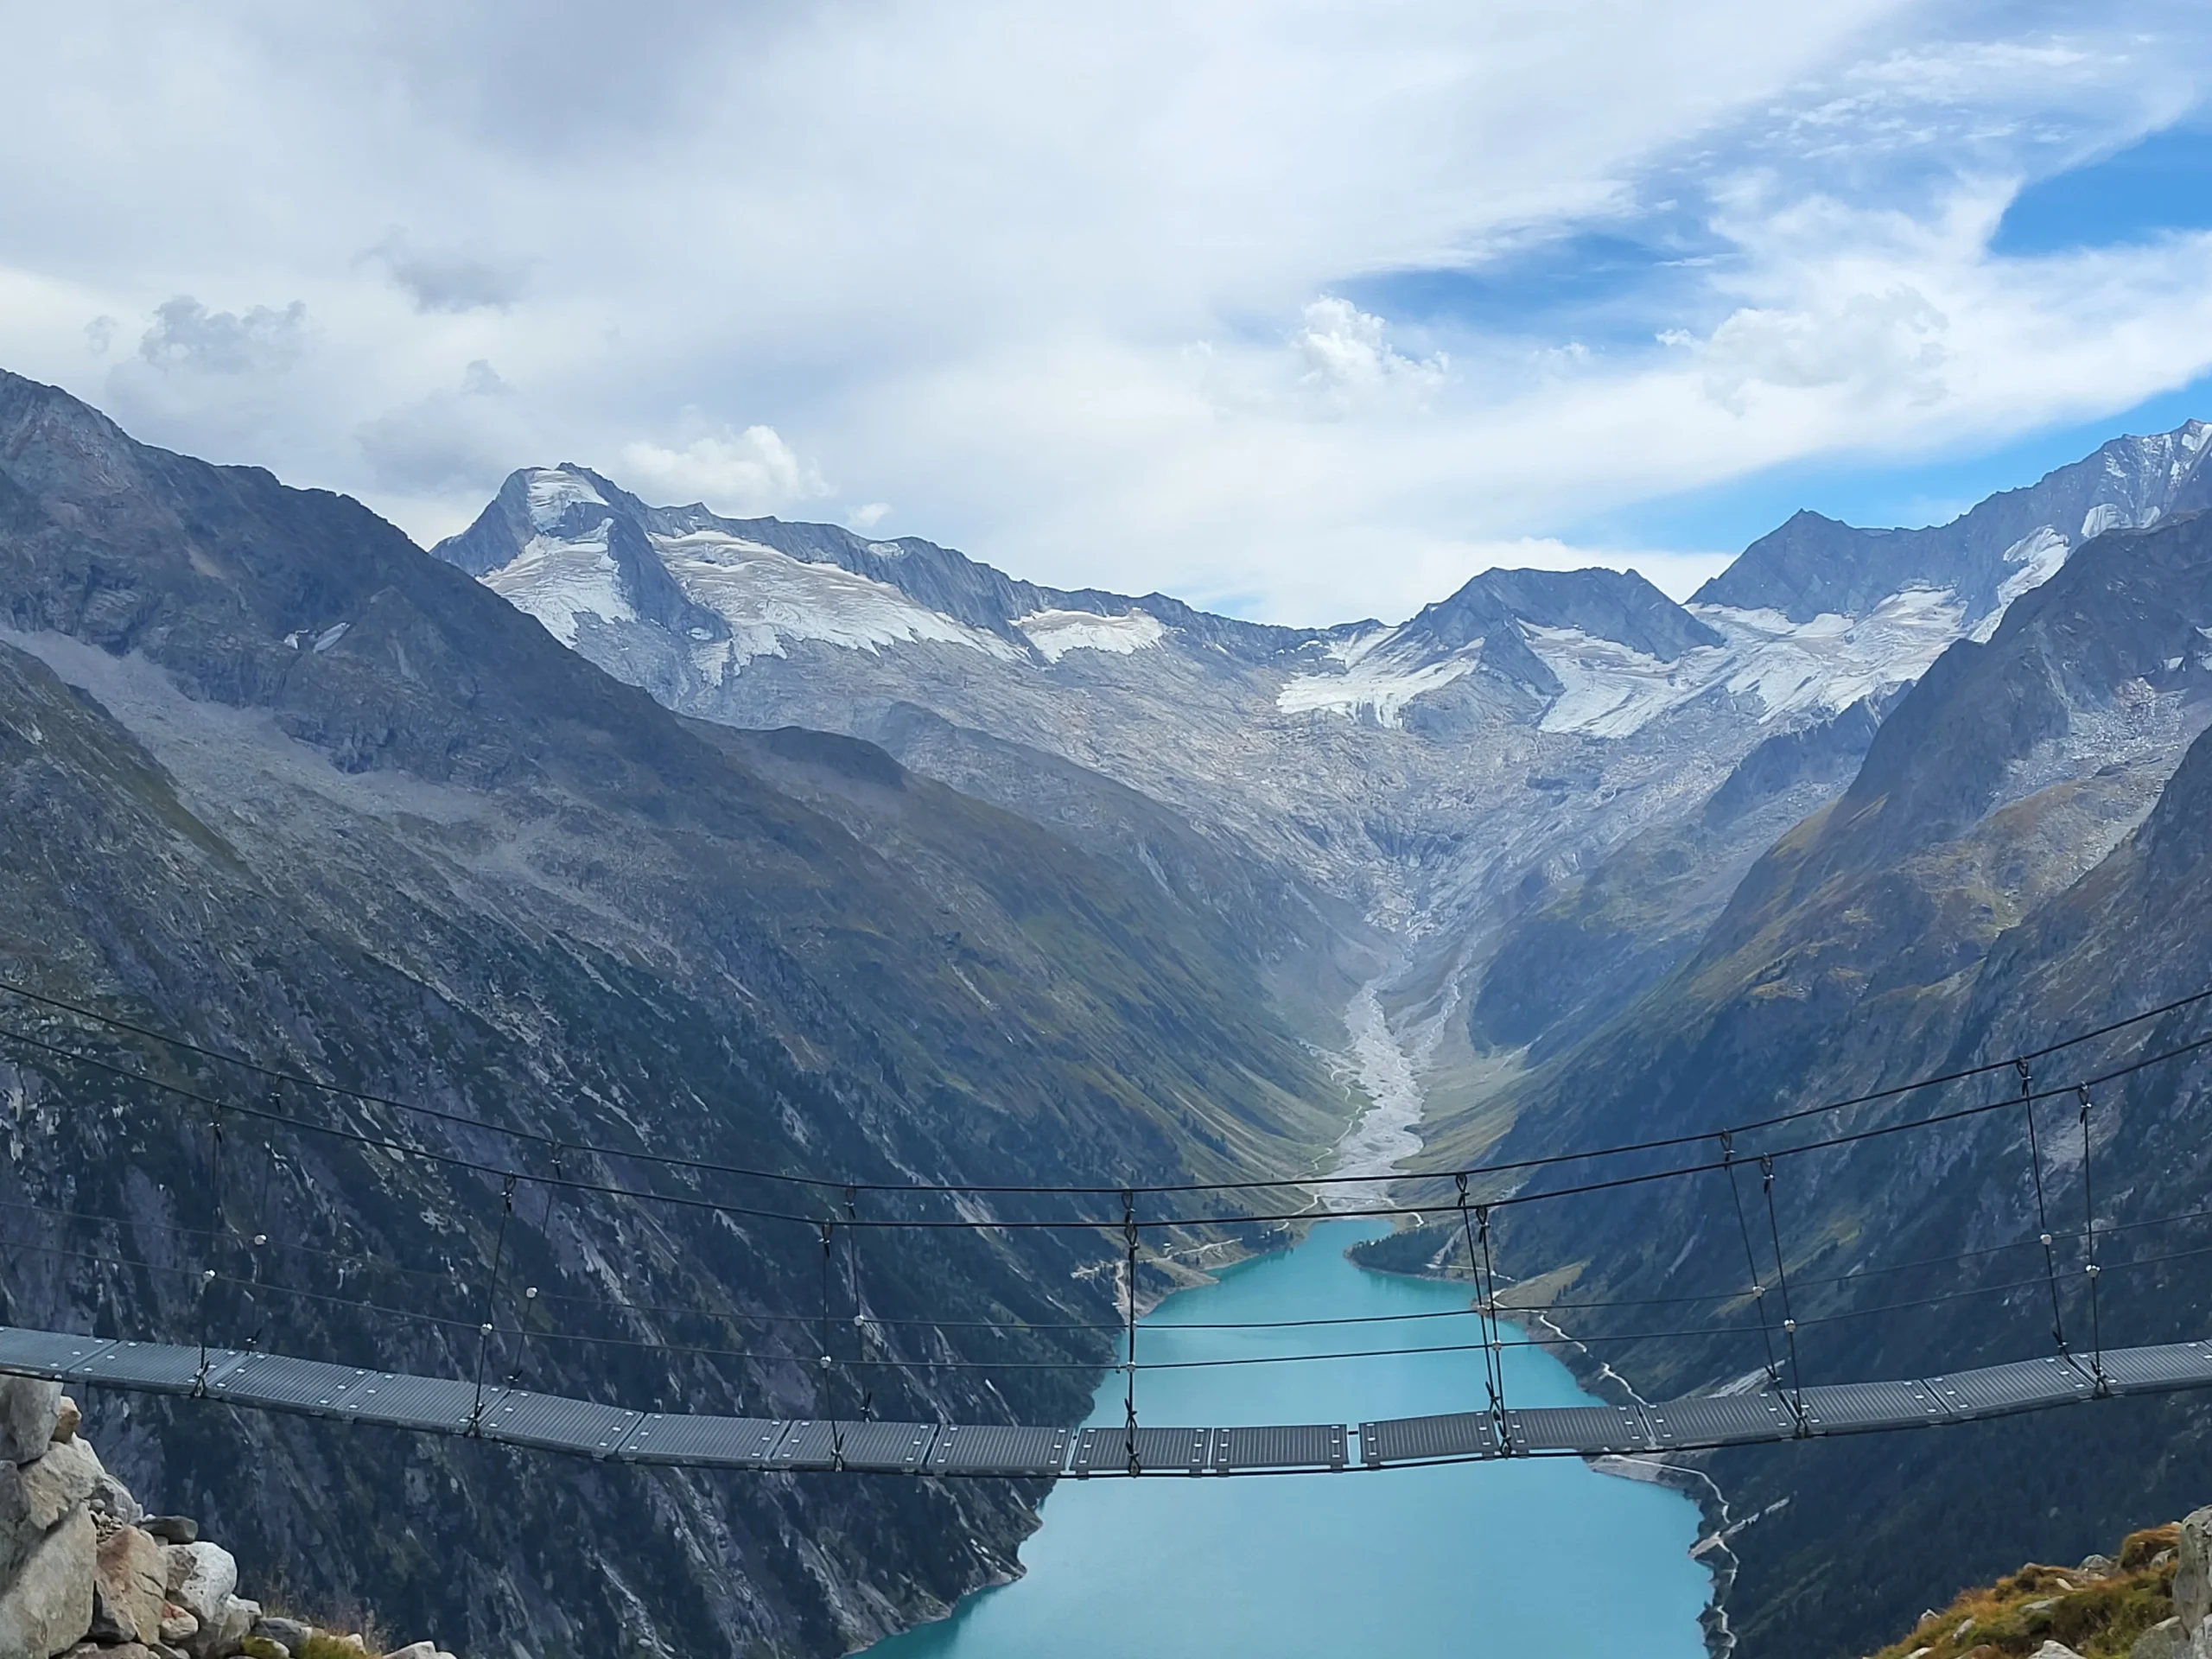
[
  {"xmin": 3, "ymin": 974, "xmax": 2210, "ymax": 1201},
  {"xmin": 7, "ymin": 1014, "xmax": 2212, "ymax": 1236},
  {"xmin": 4, "ymin": 995, "xmax": 2212, "ymax": 1418},
  {"xmin": 13, "ymin": 1032, "xmax": 2212, "ymax": 1477}
]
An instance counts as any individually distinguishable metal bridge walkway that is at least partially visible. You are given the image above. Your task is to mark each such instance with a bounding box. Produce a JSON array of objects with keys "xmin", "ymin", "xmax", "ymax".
[{"xmin": 8, "ymin": 1325, "xmax": 2209, "ymax": 1477}]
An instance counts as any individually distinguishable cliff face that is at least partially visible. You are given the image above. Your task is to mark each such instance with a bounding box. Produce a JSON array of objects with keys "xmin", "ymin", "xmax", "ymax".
[{"xmin": 0, "ymin": 373, "xmax": 1350, "ymax": 1655}]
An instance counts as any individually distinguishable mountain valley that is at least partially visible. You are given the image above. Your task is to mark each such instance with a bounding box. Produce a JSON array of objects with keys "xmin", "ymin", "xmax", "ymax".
[{"xmin": 7, "ymin": 360, "xmax": 2212, "ymax": 1658}]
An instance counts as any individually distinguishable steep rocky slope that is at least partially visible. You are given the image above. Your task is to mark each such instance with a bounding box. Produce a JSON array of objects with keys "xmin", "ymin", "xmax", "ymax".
[
  {"xmin": 0, "ymin": 369, "xmax": 1355, "ymax": 1656},
  {"xmin": 435, "ymin": 425, "xmax": 2212, "ymax": 1125},
  {"xmin": 1403, "ymin": 511, "xmax": 2212, "ymax": 1659}
]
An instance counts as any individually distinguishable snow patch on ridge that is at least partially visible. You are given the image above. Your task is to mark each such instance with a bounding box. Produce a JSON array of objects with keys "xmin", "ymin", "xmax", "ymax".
[
  {"xmin": 1523, "ymin": 626, "xmax": 1730, "ymax": 738},
  {"xmin": 1700, "ymin": 588, "xmax": 1966, "ymax": 721},
  {"xmin": 1017, "ymin": 608, "xmax": 1168, "ymax": 662},
  {"xmin": 653, "ymin": 530, "xmax": 1020, "ymax": 674},
  {"xmin": 1275, "ymin": 645, "xmax": 1479, "ymax": 727},
  {"xmin": 525, "ymin": 467, "xmax": 607, "ymax": 526},
  {"xmin": 485, "ymin": 521, "xmax": 632, "ymax": 648},
  {"xmin": 1976, "ymin": 526, "xmax": 2073, "ymax": 639}
]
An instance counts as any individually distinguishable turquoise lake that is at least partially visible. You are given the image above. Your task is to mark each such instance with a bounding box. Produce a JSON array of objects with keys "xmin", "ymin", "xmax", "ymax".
[{"xmin": 867, "ymin": 1218, "xmax": 1713, "ymax": 1659}]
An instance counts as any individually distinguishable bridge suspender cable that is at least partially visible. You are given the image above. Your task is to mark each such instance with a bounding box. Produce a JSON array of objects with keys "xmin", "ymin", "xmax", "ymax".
[
  {"xmin": 845, "ymin": 1185, "xmax": 875, "ymax": 1423},
  {"xmin": 817, "ymin": 1216, "xmax": 846, "ymax": 1469},
  {"xmin": 1122, "ymin": 1189, "xmax": 1140, "ymax": 1477},
  {"xmin": 470, "ymin": 1173, "xmax": 518, "ymax": 1435},
  {"xmin": 2079, "ymin": 1084, "xmax": 2107, "ymax": 1395},
  {"xmin": 1453, "ymin": 1176, "xmax": 1502, "ymax": 1440},
  {"xmin": 194, "ymin": 1100, "xmax": 226, "ymax": 1398},
  {"xmin": 1758, "ymin": 1154, "xmax": 1807, "ymax": 1434},
  {"xmin": 2018, "ymin": 1058, "xmax": 2070, "ymax": 1359},
  {"xmin": 1719, "ymin": 1132, "xmax": 1783, "ymax": 1392}
]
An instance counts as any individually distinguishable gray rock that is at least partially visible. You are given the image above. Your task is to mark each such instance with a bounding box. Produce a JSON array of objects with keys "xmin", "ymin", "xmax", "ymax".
[
  {"xmin": 2030, "ymin": 1643, "xmax": 2087, "ymax": 1659},
  {"xmin": 0, "ymin": 1374, "xmax": 61, "ymax": 1464},
  {"xmin": 2133, "ymin": 1616, "xmax": 2188, "ymax": 1659},
  {"xmin": 382, "ymin": 1644, "xmax": 443, "ymax": 1659},
  {"xmin": 90, "ymin": 1465, "xmax": 144, "ymax": 1534},
  {"xmin": 0, "ymin": 1437, "xmax": 105, "ymax": 1580},
  {"xmin": 187, "ymin": 1593, "xmax": 258, "ymax": 1659},
  {"xmin": 162, "ymin": 1540, "xmax": 238, "ymax": 1630},
  {"xmin": 0, "ymin": 1501, "xmax": 96, "ymax": 1659},
  {"xmin": 144, "ymin": 1515, "xmax": 200, "ymax": 1545},
  {"xmin": 159, "ymin": 1609, "xmax": 200, "ymax": 1645},
  {"xmin": 64, "ymin": 1644, "xmax": 161, "ymax": 1659},
  {"xmin": 2179, "ymin": 1507, "xmax": 2212, "ymax": 1631},
  {"xmin": 254, "ymin": 1616, "xmax": 315, "ymax": 1649},
  {"xmin": 89, "ymin": 1524, "xmax": 167, "ymax": 1646}
]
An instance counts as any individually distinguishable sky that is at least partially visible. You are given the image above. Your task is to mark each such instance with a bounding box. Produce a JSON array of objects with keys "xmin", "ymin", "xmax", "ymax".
[{"xmin": 5, "ymin": 2, "xmax": 2212, "ymax": 626}]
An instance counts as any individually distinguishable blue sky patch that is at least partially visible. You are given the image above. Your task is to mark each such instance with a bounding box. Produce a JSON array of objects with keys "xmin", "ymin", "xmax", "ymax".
[
  {"xmin": 1560, "ymin": 371, "xmax": 2212, "ymax": 561},
  {"xmin": 1993, "ymin": 124, "xmax": 2212, "ymax": 256}
]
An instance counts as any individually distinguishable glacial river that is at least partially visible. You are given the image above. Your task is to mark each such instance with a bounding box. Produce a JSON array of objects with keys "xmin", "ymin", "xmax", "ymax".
[{"xmin": 867, "ymin": 1218, "xmax": 1713, "ymax": 1659}]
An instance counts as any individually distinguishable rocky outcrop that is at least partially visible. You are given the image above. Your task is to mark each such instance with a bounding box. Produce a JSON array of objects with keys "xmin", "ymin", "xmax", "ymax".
[
  {"xmin": 1863, "ymin": 1505, "xmax": 2212, "ymax": 1659},
  {"xmin": 0, "ymin": 1376, "xmax": 454, "ymax": 1659}
]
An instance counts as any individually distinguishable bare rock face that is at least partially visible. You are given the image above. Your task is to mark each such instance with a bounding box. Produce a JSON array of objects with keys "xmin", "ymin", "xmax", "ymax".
[
  {"xmin": 2131, "ymin": 1615, "xmax": 2187, "ymax": 1659},
  {"xmin": 2177, "ymin": 1506, "xmax": 2212, "ymax": 1632},
  {"xmin": 0, "ymin": 1501, "xmax": 95, "ymax": 1659},
  {"xmin": 0, "ymin": 1376, "xmax": 61, "ymax": 1465},
  {"xmin": 0, "ymin": 1437, "xmax": 105, "ymax": 1584},
  {"xmin": 88, "ymin": 1524, "xmax": 166, "ymax": 1645},
  {"xmin": 162, "ymin": 1540, "xmax": 238, "ymax": 1618}
]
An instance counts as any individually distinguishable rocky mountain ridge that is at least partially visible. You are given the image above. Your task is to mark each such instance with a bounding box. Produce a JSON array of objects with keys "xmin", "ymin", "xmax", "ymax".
[
  {"xmin": 0, "ymin": 366, "xmax": 1358, "ymax": 1657},
  {"xmin": 429, "ymin": 416, "xmax": 2212, "ymax": 1659}
]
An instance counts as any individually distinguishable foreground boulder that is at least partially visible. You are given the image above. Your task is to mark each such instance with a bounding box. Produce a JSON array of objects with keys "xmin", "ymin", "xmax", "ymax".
[{"xmin": 0, "ymin": 1379, "xmax": 454, "ymax": 1659}]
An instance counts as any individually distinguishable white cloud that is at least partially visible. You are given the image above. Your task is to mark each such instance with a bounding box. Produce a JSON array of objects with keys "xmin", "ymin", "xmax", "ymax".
[
  {"xmin": 1, "ymin": 2, "xmax": 2210, "ymax": 625},
  {"xmin": 1294, "ymin": 297, "xmax": 1447, "ymax": 410},
  {"xmin": 617, "ymin": 426, "xmax": 830, "ymax": 517},
  {"xmin": 138, "ymin": 296, "xmax": 308, "ymax": 375},
  {"xmin": 362, "ymin": 231, "xmax": 526, "ymax": 314},
  {"xmin": 1674, "ymin": 285, "xmax": 1949, "ymax": 408}
]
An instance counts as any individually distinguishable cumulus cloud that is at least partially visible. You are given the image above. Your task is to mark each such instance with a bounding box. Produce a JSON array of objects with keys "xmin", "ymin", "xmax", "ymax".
[
  {"xmin": 137, "ymin": 296, "xmax": 308, "ymax": 375},
  {"xmin": 617, "ymin": 426, "xmax": 830, "ymax": 516},
  {"xmin": 1294, "ymin": 297, "xmax": 1447, "ymax": 410},
  {"xmin": 3, "ymin": 3, "xmax": 2212, "ymax": 620},
  {"xmin": 362, "ymin": 231, "xmax": 525, "ymax": 313},
  {"xmin": 1669, "ymin": 286, "xmax": 1949, "ymax": 409}
]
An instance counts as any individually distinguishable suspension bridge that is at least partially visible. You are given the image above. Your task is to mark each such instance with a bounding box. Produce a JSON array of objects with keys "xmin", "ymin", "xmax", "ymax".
[{"xmin": 3, "ymin": 978, "xmax": 2211, "ymax": 1478}]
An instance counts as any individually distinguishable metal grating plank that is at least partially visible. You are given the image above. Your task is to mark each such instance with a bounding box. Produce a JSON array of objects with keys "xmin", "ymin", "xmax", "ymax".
[
  {"xmin": 0, "ymin": 1329, "xmax": 118, "ymax": 1381},
  {"xmin": 1643, "ymin": 1392, "xmax": 1798, "ymax": 1449},
  {"xmin": 337, "ymin": 1372, "xmax": 485, "ymax": 1433},
  {"xmin": 1507, "ymin": 1404, "xmax": 1656, "ymax": 1455},
  {"xmin": 1071, "ymin": 1425, "xmax": 1212, "ymax": 1476},
  {"xmin": 479, "ymin": 1390, "xmax": 645, "ymax": 1458},
  {"xmin": 771, "ymin": 1421, "xmax": 938, "ymax": 1473},
  {"xmin": 1797, "ymin": 1379, "xmax": 1947, "ymax": 1434},
  {"xmin": 208, "ymin": 1354, "xmax": 374, "ymax": 1419},
  {"xmin": 2090, "ymin": 1342, "xmax": 2212, "ymax": 1398},
  {"xmin": 1357, "ymin": 1411, "xmax": 1502, "ymax": 1467},
  {"xmin": 619, "ymin": 1414, "xmax": 790, "ymax": 1468},
  {"xmin": 74, "ymin": 1341, "xmax": 247, "ymax": 1396},
  {"xmin": 1925, "ymin": 1356, "xmax": 2093, "ymax": 1421},
  {"xmin": 925, "ymin": 1423, "xmax": 1070, "ymax": 1478},
  {"xmin": 1210, "ymin": 1423, "xmax": 1347, "ymax": 1472}
]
